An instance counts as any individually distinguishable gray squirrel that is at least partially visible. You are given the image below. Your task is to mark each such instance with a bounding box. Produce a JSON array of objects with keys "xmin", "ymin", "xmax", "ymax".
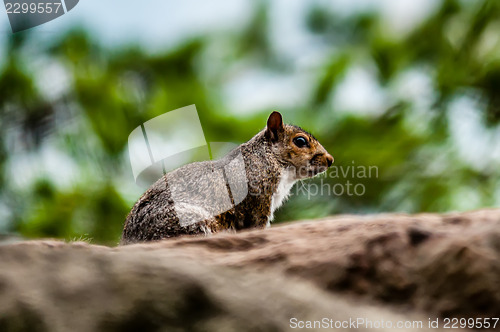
[{"xmin": 121, "ymin": 111, "xmax": 333, "ymax": 244}]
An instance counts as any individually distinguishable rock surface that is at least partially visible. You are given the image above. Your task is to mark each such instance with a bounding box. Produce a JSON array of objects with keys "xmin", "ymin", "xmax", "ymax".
[{"xmin": 1, "ymin": 209, "xmax": 499, "ymax": 331}]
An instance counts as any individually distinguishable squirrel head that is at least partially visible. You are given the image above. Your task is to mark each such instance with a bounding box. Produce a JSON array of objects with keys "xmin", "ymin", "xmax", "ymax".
[{"xmin": 265, "ymin": 111, "xmax": 334, "ymax": 179}]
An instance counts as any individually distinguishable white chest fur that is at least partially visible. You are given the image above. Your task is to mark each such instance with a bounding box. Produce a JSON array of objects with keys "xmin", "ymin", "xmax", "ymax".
[{"xmin": 268, "ymin": 170, "xmax": 296, "ymax": 226}]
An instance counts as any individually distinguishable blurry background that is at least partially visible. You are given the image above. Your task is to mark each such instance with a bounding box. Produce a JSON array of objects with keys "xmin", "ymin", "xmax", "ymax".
[{"xmin": 0, "ymin": 0, "xmax": 499, "ymax": 245}]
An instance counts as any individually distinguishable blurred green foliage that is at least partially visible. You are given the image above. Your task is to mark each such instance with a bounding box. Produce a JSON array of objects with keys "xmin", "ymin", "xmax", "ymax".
[{"xmin": 0, "ymin": 0, "xmax": 499, "ymax": 244}]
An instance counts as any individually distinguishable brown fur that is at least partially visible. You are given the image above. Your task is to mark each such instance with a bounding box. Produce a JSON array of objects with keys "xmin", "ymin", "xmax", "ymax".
[{"xmin": 121, "ymin": 112, "xmax": 333, "ymax": 244}]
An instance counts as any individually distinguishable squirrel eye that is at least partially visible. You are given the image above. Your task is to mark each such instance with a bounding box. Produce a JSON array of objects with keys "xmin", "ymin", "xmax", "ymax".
[{"xmin": 293, "ymin": 136, "xmax": 308, "ymax": 148}]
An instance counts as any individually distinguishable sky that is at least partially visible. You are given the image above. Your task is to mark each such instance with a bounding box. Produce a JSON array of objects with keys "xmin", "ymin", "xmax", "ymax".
[
  {"xmin": 2, "ymin": 0, "xmax": 489, "ymax": 156},
  {"xmin": 0, "ymin": 0, "xmax": 438, "ymax": 51},
  {"xmin": 0, "ymin": 0, "xmax": 440, "ymax": 118}
]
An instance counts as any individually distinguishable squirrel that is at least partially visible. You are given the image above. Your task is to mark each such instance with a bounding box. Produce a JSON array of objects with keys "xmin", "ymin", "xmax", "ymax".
[{"xmin": 121, "ymin": 111, "xmax": 333, "ymax": 244}]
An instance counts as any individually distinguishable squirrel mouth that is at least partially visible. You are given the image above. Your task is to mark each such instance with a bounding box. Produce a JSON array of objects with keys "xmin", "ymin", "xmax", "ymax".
[
  {"xmin": 306, "ymin": 166, "xmax": 328, "ymax": 177},
  {"xmin": 307, "ymin": 156, "xmax": 329, "ymax": 177}
]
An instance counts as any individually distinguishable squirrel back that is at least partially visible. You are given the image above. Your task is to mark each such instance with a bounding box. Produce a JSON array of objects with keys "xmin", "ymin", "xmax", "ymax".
[{"xmin": 121, "ymin": 111, "xmax": 333, "ymax": 244}]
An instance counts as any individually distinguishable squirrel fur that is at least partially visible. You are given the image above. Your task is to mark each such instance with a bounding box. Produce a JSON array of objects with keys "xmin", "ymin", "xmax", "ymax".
[{"xmin": 121, "ymin": 111, "xmax": 333, "ymax": 244}]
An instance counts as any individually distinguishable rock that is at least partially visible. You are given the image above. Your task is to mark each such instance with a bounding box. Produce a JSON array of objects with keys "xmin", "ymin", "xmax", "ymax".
[
  {"xmin": 1, "ymin": 209, "xmax": 499, "ymax": 331},
  {"xmin": 0, "ymin": 241, "xmax": 425, "ymax": 332},
  {"xmin": 126, "ymin": 209, "xmax": 500, "ymax": 318}
]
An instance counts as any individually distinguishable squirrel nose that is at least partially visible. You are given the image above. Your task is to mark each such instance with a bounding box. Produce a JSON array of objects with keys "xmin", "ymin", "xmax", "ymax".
[{"xmin": 325, "ymin": 154, "xmax": 334, "ymax": 167}]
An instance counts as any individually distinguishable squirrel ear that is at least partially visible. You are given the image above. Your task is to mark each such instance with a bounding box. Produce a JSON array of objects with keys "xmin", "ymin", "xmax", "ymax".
[{"xmin": 266, "ymin": 111, "xmax": 284, "ymax": 141}]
